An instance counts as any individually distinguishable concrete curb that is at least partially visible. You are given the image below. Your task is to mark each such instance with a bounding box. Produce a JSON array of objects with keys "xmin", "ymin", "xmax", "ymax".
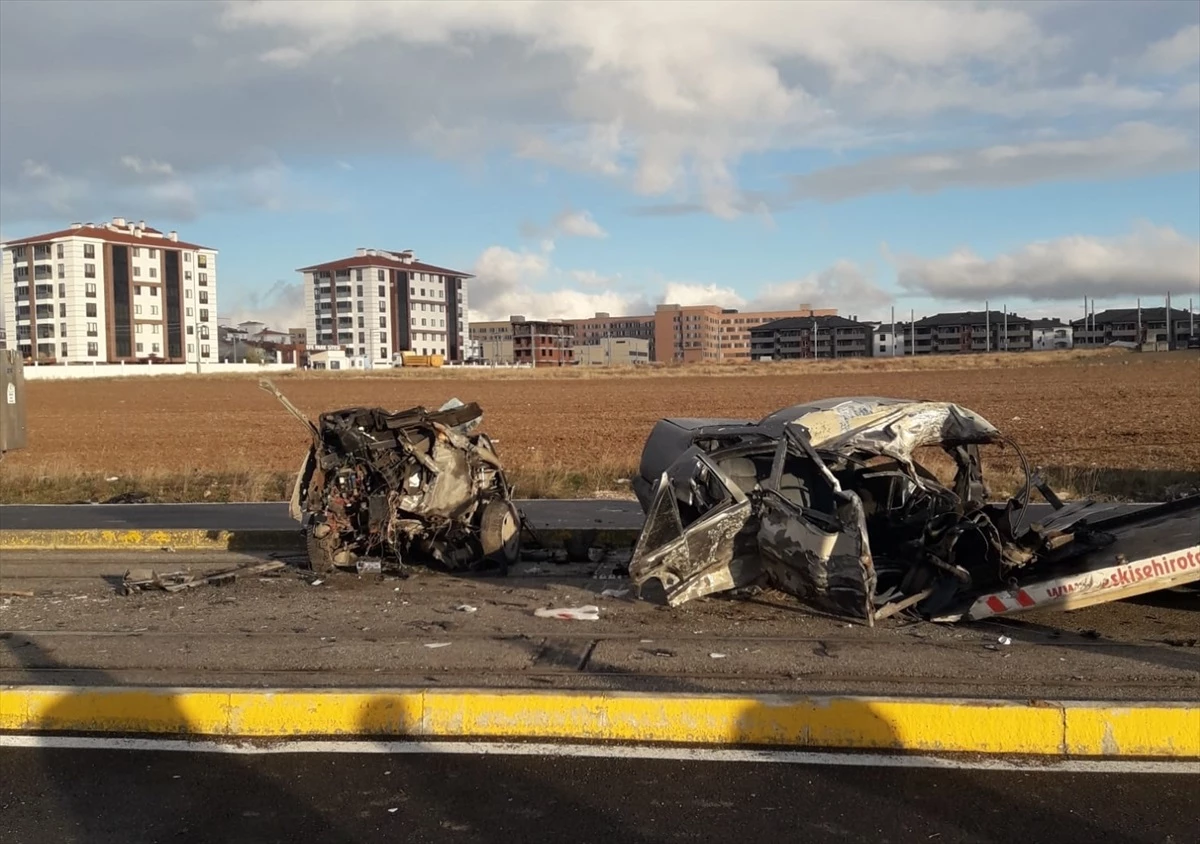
[
  {"xmin": 1, "ymin": 686, "xmax": 1196, "ymax": 758},
  {"xmin": 0, "ymin": 527, "xmax": 641, "ymax": 552}
]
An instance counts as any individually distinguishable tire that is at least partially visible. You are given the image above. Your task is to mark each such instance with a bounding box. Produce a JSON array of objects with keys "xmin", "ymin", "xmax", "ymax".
[
  {"xmin": 479, "ymin": 499, "xmax": 521, "ymax": 565},
  {"xmin": 304, "ymin": 521, "xmax": 343, "ymax": 574}
]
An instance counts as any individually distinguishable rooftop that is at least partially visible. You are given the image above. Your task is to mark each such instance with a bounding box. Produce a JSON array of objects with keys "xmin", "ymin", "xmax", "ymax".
[
  {"xmin": 1070, "ymin": 307, "xmax": 1193, "ymax": 326},
  {"xmin": 913, "ymin": 310, "xmax": 1031, "ymax": 327},
  {"xmin": 2, "ymin": 217, "xmax": 211, "ymax": 251},
  {"xmin": 751, "ymin": 315, "xmax": 863, "ymax": 332},
  {"xmin": 298, "ymin": 248, "xmax": 472, "ymax": 278}
]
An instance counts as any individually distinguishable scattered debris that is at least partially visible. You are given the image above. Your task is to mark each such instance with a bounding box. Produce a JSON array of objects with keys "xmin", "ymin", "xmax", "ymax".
[
  {"xmin": 121, "ymin": 561, "xmax": 286, "ymax": 595},
  {"xmin": 455, "ymin": 604, "xmax": 478, "ymax": 613},
  {"xmin": 356, "ymin": 559, "xmax": 382, "ymax": 575},
  {"xmin": 534, "ymin": 605, "xmax": 600, "ymax": 621},
  {"xmin": 424, "ymin": 642, "xmax": 451, "ymax": 649},
  {"xmin": 310, "ymin": 579, "xmax": 324, "ymax": 587},
  {"xmin": 262, "ymin": 379, "xmax": 523, "ymax": 578},
  {"xmin": 997, "ymin": 636, "xmax": 1013, "ymax": 646},
  {"xmin": 628, "ymin": 396, "xmax": 1200, "ymax": 624},
  {"xmin": 599, "ymin": 588, "xmax": 630, "ymax": 598},
  {"xmin": 709, "ymin": 652, "xmax": 728, "ymax": 659},
  {"xmin": 0, "ymin": 589, "xmax": 34, "ymax": 598}
]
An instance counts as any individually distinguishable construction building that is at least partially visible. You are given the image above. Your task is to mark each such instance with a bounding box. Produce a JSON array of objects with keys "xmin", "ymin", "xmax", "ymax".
[
  {"xmin": 750, "ymin": 315, "xmax": 872, "ymax": 360},
  {"xmin": 1, "ymin": 217, "xmax": 218, "ymax": 364},
  {"xmin": 298, "ymin": 248, "xmax": 471, "ymax": 364},
  {"xmin": 512, "ymin": 316, "xmax": 574, "ymax": 367},
  {"xmin": 1071, "ymin": 307, "xmax": 1195, "ymax": 350},
  {"xmin": 564, "ymin": 312, "xmax": 657, "ymax": 359},
  {"xmin": 1030, "ymin": 318, "xmax": 1073, "ymax": 351},
  {"xmin": 909, "ymin": 311, "xmax": 1034, "ymax": 355},
  {"xmin": 654, "ymin": 303, "xmax": 839, "ymax": 364}
]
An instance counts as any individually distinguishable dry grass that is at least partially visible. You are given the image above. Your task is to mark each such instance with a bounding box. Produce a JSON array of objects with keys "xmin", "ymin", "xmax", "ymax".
[{"xmin": 2, "ymin": 349, "xmax": 1197, "ymax": 504}]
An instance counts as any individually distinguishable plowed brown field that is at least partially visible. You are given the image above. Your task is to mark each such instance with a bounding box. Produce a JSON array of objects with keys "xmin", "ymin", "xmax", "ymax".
[{"xmin": 3, "ymin": 351, "xmax": 1198, "ymax": 502}]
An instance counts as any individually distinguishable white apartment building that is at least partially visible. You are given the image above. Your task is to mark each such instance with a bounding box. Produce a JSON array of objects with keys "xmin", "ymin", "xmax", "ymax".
[
  {"xmin": 299, "ymin": 248, "xmax": 471, "ymax": 363},
  {"xmin": 1, "ymin": 217, "xmax": 217, "ymax": 363}
]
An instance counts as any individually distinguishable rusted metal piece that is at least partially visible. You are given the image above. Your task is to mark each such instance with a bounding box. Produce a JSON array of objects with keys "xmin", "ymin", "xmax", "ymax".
[
  {"xmin": 265, "ymin": 384, "xmax": 521, "ymax": 576},
  {"xmin": 629, "ymin": 396, "xmax": 1200, "ymax": 623}
]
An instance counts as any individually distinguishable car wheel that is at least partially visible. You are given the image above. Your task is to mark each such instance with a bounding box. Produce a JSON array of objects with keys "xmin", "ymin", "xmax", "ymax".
[{"xmin": 479, "ymin": 499, "xmax": 521, "ymax": 565}]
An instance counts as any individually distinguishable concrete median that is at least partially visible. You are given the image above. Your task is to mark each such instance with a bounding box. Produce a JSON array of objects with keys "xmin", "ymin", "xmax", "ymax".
[{"xmin": 1, "ymin": 686, "xmax": 1195, "ymax": 758}]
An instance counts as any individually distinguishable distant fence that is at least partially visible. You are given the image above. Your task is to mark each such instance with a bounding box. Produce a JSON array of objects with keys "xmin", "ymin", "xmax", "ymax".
[{"xmin": 22, "ymin": 361, "xmax": 298, "ymax": 381}]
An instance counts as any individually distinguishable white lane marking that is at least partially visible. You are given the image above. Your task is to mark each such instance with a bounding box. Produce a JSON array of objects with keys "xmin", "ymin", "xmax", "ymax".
[{"xmin": 1, "ymin": 735, "xmax": 1196, "ymax": 774}]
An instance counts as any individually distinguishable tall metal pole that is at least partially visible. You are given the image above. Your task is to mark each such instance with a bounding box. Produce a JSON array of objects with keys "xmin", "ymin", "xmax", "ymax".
[
  {"xmin": 1083, "ymin": 295, "xmax": 1088, "ymax": 346},
  {"xmin": 1166, "ymin": 291, "xmax": 1172, "ymax": 350},
  {"xmin": 1003, "ymin": 305, "xmax": 1008, "ymax": 352},
  {"xmin": 1137, "ymin": 297, "xmax": 1142, "ymax": 350},
  {"xmin": 1089, "ymin": 298, "xmax": 1095, "ymax": 347},
  {"xmin": 891, "ymin": 306, "xmax": 895, "ymax": 356},
  {"xmin": 1190, "ymin": 297, "xmax": 1195, "ymax": 340},
  {"xmin": 910, "ymin": 309, "xmax": 915, "ymax": 356},
  {"xmin": 985, "ymin": 299, "xmax": 990, "ymax": 353}
]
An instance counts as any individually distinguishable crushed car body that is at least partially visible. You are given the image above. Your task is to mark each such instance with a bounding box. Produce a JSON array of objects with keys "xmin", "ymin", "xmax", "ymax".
[
  {"xmin": 261, "ymin": 380, "xmax": 521, "ymax": 574},
  {"xmin": 628, "ymin": 396, "xmax": 1200, "ymax": 624}
]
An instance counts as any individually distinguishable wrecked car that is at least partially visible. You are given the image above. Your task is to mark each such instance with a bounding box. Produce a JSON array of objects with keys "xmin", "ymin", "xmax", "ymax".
[
  {"xmin": 629, "ymin": 397, "xmax": 1200, "ymax": 624},
  {"xmin": 261, "ymin": 380, "xmax": 522, "ymax": 574}
]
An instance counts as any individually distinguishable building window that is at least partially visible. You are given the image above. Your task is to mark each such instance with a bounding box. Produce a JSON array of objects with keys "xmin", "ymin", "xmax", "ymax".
[
  {"xmin": 57, "ymin": 263, "xmax": 65, "ymax": 279},
  {"xmin": 185, "ymin": 289, "xmax": 192, "ymax": 299},
  {"xmin": 59, "ymin": 303, "xmax": 66, "ymax": 318},
  {"xmin": 151, "ymin": 286, "xmax": 158, "ymax": 296},
  {"xmin": 151, "ymin": 305, "xmax": 159, "ymax": 316},
  {"xmin": 136, "ymin": 324, "xmax": 144, "ymax": 334},
  {"xmin": 56, "ymin": 243, "xmax": 64, "ymax": 259},
  {"xmin": 60, "ymin": 322, "xmax": 67, "ymax": 337},
  {"xmin": 85, "ymin": 283, "xmax": 97, "ymax": 298},
  {"xmin": 85, "ymin": 264, "xmax": 96, "ymax": 279},
  {"xmin": 378, "ymin": 285, "xmax": 386, "ymax": 298},
  {"xmin": 201, "ymin": 344, "xmax": 210, "ymax": 358},
  {"xmin": 135, "ymin": 304, "xmax": 143, "ymax": 315},
  {"xmin": 152, "ymin": 343, "xmax": 160, "ymax": 355},
  {"xmin": 187, "ymin": 325, "xmax": 194, "ymax": 335},
  {"xmin": 187, "ymin": 343, "xmax": 194, "ymax": 353},
  {"xmin": 198, "ymin": 272, "xmax": 208, "ymax": 285},
  {"xmin": 185, "ymin": 271, "xmax": 192, "ymax": 281},
  {"xmin": 136, "ymin": 343, "xmax": 144, "ymax": 353},
  {"xmin": 133, "ymin": 266, "xmax": 142, "ymax": 277},
  {"xmin": 420, "ymin": 288, "xmax": 426, "ymax": 297},
  {"xmin": 184, "ymin": 253, "xmax": 191, "ymax": 263},
  {"xmin": 87, "ymin": 322, "xmax": 98, "ymax": 337},
  {"xmin": 149, "ymin": 267, "xmax": 158, "ymax": 279},
  {"xmin": 379, "ymin": 300, "xmax": 386, "ymax": 312},
  {"xmin": 87, "ymin": 342, "xmax": 98, "ymax": 357},
  {"xmin": 83, "ymin": 244, "xmax": 95, "ymax": 259},
  {"xmin": 357, "ymin": 316, "xmax": 365, "ymax": 328},
  {"xmin": 199, "ymin": 325, "xmax": 209, "ymax": 339},
  {"xmin": 199, "ymin": 309, "xmax": 209, "ymax": 322},
  {"xmin": 380, "ymin": 348, "xmax": 388, "ymax": 359},
  {"xmin": 356, "ymin": 301, "xmax": 363, "ymax": 313},
  {"xmin": 134, "ymin": 285, "xmax": 142, "ymax": 295},
  {"xmin": 149, "ymin": 248, "xmax": 157, "ymax": 259},
  {"xmin": 197, "ymin": 255, "xmax": 207, "ymax": 268},
  {"xmin": 358, "ymin": 332, "xmax": 365, "ymax": 344},
  {"xmin": 198, "ymin": 291, "xmax": 209, "ymax": 304},
  {"xmin": 133, "ymin": 247, "xmax": 142, "ymax": 258},
  {"xmin": 378, "ymin": 316, "xmax": 386, "ymax": 328},
  {"xmin": 186, "ymin": 307, "xmax": 193, "ymax": 317}
]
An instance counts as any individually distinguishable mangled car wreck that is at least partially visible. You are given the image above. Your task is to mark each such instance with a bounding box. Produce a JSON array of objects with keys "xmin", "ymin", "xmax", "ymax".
[
  {"xmin": 629, "ymin": 397, "xmax": 1200, "ymax": 624},
  {"xmin": 262, "ymin": 380, "xmax": 522, "ymax": 574}
]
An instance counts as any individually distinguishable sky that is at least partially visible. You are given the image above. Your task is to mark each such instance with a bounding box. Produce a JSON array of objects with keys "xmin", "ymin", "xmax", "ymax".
[{"xmin": 1, "ymin": 0, "xmax": 1198, "ymax": 330}]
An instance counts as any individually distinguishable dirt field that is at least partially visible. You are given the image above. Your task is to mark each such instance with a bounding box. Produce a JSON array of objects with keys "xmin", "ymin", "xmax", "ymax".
[{"xmin": 2, "ymin": 350, "xmax": 1198, "ymax": 503}]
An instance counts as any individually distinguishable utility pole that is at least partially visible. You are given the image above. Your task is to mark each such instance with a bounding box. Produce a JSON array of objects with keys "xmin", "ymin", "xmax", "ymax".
[
  {"xmin": 1083, "ymin": 295, "xmax": 1088, "ymax": 347},
  {"xmin": 985, "ymin": 299, "xmax": 990, "ymax": 353},
  {"xmin": 1137, "ymin": 298, "xmax": 1142, "ymax": 350},
  {"xmin": 910, "ymin": 308, "xmax": 915, "ymax": 356},
  {"xmin": 891, "ymin": 305, "xmax": 896, "ymax": 356},
  {"xmin": 1089, "ymin": 298, "xmax": 1095, "ymax": 347},
  {"xmin": 1166, "ymin": 291, "xmax": 1172, "ymax": 350},
  {"xmin": 1190, "ymin": 297, "xmax": 1195, "ymax": 341},
  {"xmin": 1003, "ymin": 304, "xmax": 1008, "ymax": 352}
]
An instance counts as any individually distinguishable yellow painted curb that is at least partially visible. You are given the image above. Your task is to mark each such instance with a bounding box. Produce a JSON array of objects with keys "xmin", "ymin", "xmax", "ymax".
[
  {"xmin": 0, "ymin": 527, "xmax": 640, "ymax": 551},
  {"xmin": 1, "ymin": 687, "xmax": 1196, "ymax": 757},
  {"xmin": 0, "ymin": 529, "xmax": 301, "ymax": 552}
]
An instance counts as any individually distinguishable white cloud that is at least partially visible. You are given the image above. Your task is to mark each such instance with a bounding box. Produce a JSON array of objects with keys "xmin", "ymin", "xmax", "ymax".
[
  {"xmin": 1137, "ymin": 24, "xmax": 1200, "ymax": 75},
  {"xmin": 553, "ymin": 209, "xmax": 607, "ymax": 239},
  {"xmin": 120, "ymin": 155, "xmax": 176, "ymax": 177},
  {"xmin": 570, "ymin": 269, "xmax": 621, "ymax": 288},
  {"xmin": 225, "ymin": 279, "xmax": 305, "ymax": 330},
  {"xmin": 789, "ymin": 122, "xmax": 1198, "ymax": 202},
  {"xmin": 2, "ymin": 1, "xmax": 1197, "ymax": 222},
  {"xmin": 893, "ymin": 223, "xmax": 1200, "ymax": 301},
  {"xmin": 660, "ymin": 282, "xmax": 745, "ymax": 308}
]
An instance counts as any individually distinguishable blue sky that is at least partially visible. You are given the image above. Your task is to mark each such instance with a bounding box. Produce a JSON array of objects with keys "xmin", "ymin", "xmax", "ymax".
[{"xmin": 1, "ymin": 1, "xmax": 1198, "ymax": 328}]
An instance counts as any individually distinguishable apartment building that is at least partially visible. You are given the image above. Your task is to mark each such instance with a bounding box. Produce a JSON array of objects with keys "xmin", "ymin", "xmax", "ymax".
[
  {"xmin": 575, "ymin": 337, "xmax": 651, "ymax": 366},
  {"xmin": 512, "ymin": 317, "xmax": 574, "ymax": 367},
  {"xmin": 1, "ymin": 217, "xmax": 217, "ymax": 364},
  {"xmin": 1071, "ymin": 307, "xmax": 1194, "ymax": 349},
  {"xmin": 870, "ymin": 322, "xmax": 909, "ymax": 357},
  {"xmin": 750, "ymin": 315, "xmax": 871, "ymax": 360},
  {"xmin": 653, "ymin": 303, "xmax": 840, "ymax": 363},
  {"xmin": 299, "ymin": 248, "xmax": 471, "ymax": 363},
  {"xmin": 910, "ymin": 311, "xmax": 1033, "ymax": 355}
]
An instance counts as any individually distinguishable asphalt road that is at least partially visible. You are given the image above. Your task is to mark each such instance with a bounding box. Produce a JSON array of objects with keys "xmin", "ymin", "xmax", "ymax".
[
  {"xmin": 2, "ymin": 747, "xmax": 1194, "ymax": 844},
  {"xmin": 0, "ymin": 499, "xmax": 1157, "ymax": 532}
]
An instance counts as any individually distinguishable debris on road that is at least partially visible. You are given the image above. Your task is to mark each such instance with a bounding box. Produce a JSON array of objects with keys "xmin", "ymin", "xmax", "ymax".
[
  {"xmin": 629, "ymin": 396, "xmax": 1200, "ymax": 625},
  {"xmin": 424, "ymin": 642, "xmax": 451, "ymax": 649},
  {"xmin": 262, "ymin": 379, "xmax": 523, "ymax": 577},
  {"xmin": 121, "ymin": 561, "xmax": 286, "ymax": 594},
  {"xmin": 455, "ymin": 604, "xmax": 479, "ymax": 613},
  {"xmin": 534, "ymin": 605, "xmax": 601, "ymax": 621},
  {"xmin": 600, "ymin": 588, "xmax": 630, "ymax": 598},
  {"xmin": 0, "ymin": 589, "xmax": 34, "ymax": 598}
]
